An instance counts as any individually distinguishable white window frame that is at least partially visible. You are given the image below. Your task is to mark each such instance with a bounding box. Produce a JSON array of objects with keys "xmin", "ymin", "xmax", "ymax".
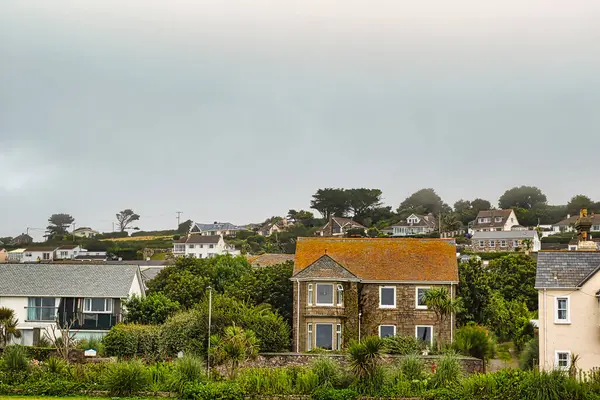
[
  {"xmin": 478, "ymin": 241, "xmax": 484, "ymax": 247},
  {"xmin": 43, "ymin": 252, "xmax": 51, "ymax": 260},
  {"xmin": 307, "ymin": 284, "xmax": 314, "ymax": 306},
  {"xmin": 379, "ymin": 325, "xmax": 396, "ymax": 338},
  {"xmin": 307, "ymin": 323, "xmax": 313, "ymax": 351},
  {"xmin": 554, "ymin": 296, "xmax": 570, "ymax": 324},
  {"xmin": 83, "ymin": 298, "xmax": 113, "ymax": 314},
  {"xmin": 415, "ymin": 286, "xmax": 430, "ymax": 309},
  {"xmin": 555, "ymin": 350, "xmax": 571, "ymax": 370},
  {"xmin": 315, "ymin": 283, "xmax": 334, "ymax": 306},
  {"xmin": 188, "ymin": 244, "xmax": 195, "ymax": 249},
  {"xmin": 379, "ymin": 286, "xmax": 396, "ymax": 308},
  {"xmin": 336, "ymin": 324, "xmax": 342, "ymax": 351},
  {"xmin": 415, "ymin": 325, "xmax": 434, "ymax": 346},
  {"xmin": 336, "ymin": 284, "xmax": 344, "ymax": 306},
  {"xmin": 500, "ymin": 240, "xmax": 507, "ymax": 248},
  {"xmin": 489, "ymin": 240, "xmax": 495, "ymax": 247}
]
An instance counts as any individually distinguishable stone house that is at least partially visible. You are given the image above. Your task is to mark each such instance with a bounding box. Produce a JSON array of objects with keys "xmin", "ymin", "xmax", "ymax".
[
  {"xmin": 291, "ymin": 237, "xmax": 458, "ymax": 352},
  {"xmin": 471, "ymin": 230, "xmax": 541, "ymax": 253}
]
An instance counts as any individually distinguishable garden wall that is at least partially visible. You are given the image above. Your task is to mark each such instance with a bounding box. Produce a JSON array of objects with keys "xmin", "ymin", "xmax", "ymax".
[{"xmin": 246, "ymin": 353, "xmax": 484, "ymax": 374}]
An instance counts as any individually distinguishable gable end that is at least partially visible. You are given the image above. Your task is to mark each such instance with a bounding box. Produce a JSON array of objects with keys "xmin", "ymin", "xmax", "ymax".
[{"xmin": 292, "ymin": 255, "xmax": 359, "ymax": 281}]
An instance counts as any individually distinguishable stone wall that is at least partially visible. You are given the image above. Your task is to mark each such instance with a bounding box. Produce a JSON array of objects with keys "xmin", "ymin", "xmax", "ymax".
[{"xmin": 245, "ymin": 353, "xmax": 483, "ymax": 375}]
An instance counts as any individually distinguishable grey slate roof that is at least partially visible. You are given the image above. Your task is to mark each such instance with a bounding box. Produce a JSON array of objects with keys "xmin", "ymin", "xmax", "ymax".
[
  {"xmin": 0, "ymin": 264, "xmax": 140, "ymax": 298},
  {"xmin": 535, "ymin": 251, "xmax": 600, "ymax": 288},
  {"xmin": 472, "ymin": 230, "xmax": 537, "ymax": 240}
]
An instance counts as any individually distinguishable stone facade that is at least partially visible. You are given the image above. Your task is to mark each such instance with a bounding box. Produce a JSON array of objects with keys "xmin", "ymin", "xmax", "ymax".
[
  {"xmin": 292, "ymin": 280, "xmax": 454, "ymax": 352},
  {"xmin": 474, "ymin": 238, "xmax": 524, "ymax": 253}
]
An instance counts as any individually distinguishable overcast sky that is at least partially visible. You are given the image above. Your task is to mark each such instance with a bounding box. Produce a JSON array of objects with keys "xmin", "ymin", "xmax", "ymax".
[{"xmin": 1, "ymin": 1, "xmax": 600, "ymax": 240}]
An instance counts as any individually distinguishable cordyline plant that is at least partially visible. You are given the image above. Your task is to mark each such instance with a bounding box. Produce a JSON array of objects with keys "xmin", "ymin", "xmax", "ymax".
[
  {"xmin": 209, "ymin": 325, "xmax": 259, "ymax": 379},
  {"xmin": 423, "ymin": 288, "xmax": 462, "ymax": 351},
  {"xmin": 347, "ymin": 336, "xmax": 385, "ymax": 381},
  {"xmin": 0, "ymin": 307, "xmax": 21, "ymax": 347}
]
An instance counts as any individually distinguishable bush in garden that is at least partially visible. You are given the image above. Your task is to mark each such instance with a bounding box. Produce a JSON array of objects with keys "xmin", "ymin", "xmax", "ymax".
[
  {"xmin": 124, "ymin": 293, "xmax": 181, "ymax": 325},
  {"xmin": 103, "ymin": 323, "xmax": 161, "ymax": 360},
  {"xmin": 44, "ymin": 357, "xmax": 67, "ymax": 375},
  {"xmin": 310, "ymin": 357, "xmax": 342, "ymax": 388},
  {"xmin": 453, "ymin": 323, "xmax": 496, "ymax": 368},
  {"xmin": 170, "ymin": 355, "xmax": 207, "ymax": 393},
  {"xmin": 430, "ymin": 353, "xmax": 462, "ymax": 389},
  {"xmin": 102, "ymin": 359, "xmax": 150, "ymax": 396},
  {"xmin": 296, "ymin": 368, "xmax": 320, "ymax": 394},
  {"xmin": 519, "ymin": 337, "xmax": 539, "ymax": 370},
  {"xmin": 2, "ymin": 345, "xmax": 29, "ymax": 373},
  {"xmin": 384, "ymin": 335, "xmax": 426, "ymax": 355},
  {"xmin": 181, "ymin": 381, "xmax": 244, "ymax": 400},
  {"xmin": 400, "ymin": 353, "xmax": 425, "ymax": 381},
  {"xmin": 237, "ymin": 367, "xmax": 294, "ymax": 395}
]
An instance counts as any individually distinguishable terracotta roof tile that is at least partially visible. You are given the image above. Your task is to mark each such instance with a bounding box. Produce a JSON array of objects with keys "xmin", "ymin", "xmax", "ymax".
[{"xmin": 293, "ymin": 237, "xmax": 458, "ymax": 282}]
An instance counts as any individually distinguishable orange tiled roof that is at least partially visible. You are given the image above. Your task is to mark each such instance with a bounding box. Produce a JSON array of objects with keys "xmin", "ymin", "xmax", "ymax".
[
  {"xmin": 293, "ymin": 237, "xmax": 458, "ymax": 282},
  {"xmin": 246, "ymin": 253, "xmax": 294, "ymax": 267}
]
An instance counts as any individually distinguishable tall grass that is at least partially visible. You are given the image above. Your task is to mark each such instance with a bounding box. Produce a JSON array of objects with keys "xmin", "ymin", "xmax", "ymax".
[
  {"xmin": 296, "ymin": 368, "xmax": 320, "ymax": 394},
  {"xmin": 311, "ymin": 357, "xmax": 342, "ymax": 388},
  {"xmin": 237, "ymin": 367, "xmax": 294, "ymax": 395},
  {"xmin": 400, "ymin": 353, "xmax": 425, "ymax": 381},
  {"xmin": 170, "ymin": 355, "xmax": 206, "ymax": 393},
  {"xmin": 2, "ymin": 345, "xmax": 29, "ymax": 373},
  {"xmin": 430, "ymin": 352, "xmax": 462, "ymax": 389},
  {"xmin": 102, "ymin": 359, "xmax": 150, "ymax": 396}
]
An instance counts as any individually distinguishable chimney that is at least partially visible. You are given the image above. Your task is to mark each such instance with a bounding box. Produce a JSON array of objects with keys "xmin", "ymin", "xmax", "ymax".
[{"xmin": 575, "ymin": 208, "xmax": 596, "ymax": 251}]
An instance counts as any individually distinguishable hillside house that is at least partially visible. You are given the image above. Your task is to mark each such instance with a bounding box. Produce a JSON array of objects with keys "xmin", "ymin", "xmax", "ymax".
[
  {"xmin": 391, "ymin": 214, "xmax": 438, "ymax": 236},
  {"xmin": 471, "ymin": 210, "xmax": 519, "ymax": 233},
  {"xmin": 552, "ymin": 214, "xmax": 600, "ymax": 234},
  {"xmin": 173, "ymin": 235, "xmax": 240, "ymax": 258},
  {"xmin": 55, "ymin": 245, "xmax": 84, "ymax": 260},
  {"xmin": 472, "ymin": 230, "xmax": 541, "ymax": 253},
  {"xmin": 316, "ymin": 217, "xmax": 366, "ymax": 237},
  {"xmin": 9, "ymin": 234, "xmax": 33, "ymax": 247},
  {"xmin": 72, "ymin": 227, "xmax": 99, "ymax": 238},
  {"xmin": 291, "ymin": 237, "xmax": 458, "ymax": 352},
  {"xmin": 190, "ymin": 222, "xmax": 244, "ymax": 237},
  {"xmin": 7, "ymin": 249, "xmax": 25, "ymax": 263},
  {"xmin": 0, "ymin": 263, "xmax": 144, "ymax": 345},
  {"xmin": 22, "ymin": 248, "xmax": 56, "ymax": 263}
]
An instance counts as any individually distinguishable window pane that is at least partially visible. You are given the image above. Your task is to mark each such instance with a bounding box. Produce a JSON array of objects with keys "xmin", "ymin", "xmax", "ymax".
[
  {"xmin": 316, "ymin": 284, "xmax": 333, "ymax": 305},
  {"xmin": 91, "ymin": 298, "xmax": 106, "ymax": 312},
  {"xmin": 416, "ymin": 326, "xmax": 432, "ymax": 343},
  {"xmin": 381, "ymin": 288, "xmax": 395, "ymax": 306},
  {"xmin": 316, "ymin": 324, "xmax": 333, "ymax": 350},
  {"xmin": 417, "ymin": 289, "xmax": 428, "ymax": 306},
  {"xmin": 380, "ymin": 325, "xmax": 395, "ymax": 338},
  {"xmin": 42, "ymin": 298, "xmax": 55, "ymax": 307}
]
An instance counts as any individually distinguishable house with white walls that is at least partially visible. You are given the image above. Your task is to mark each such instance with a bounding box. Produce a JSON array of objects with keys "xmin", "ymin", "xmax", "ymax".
[
  {"xmin": 189, "ymin": 222, "xmax": 245, "ymax": 237},
  {"xmin": 55, "ymin": 245, "xmax": 84, "ymax": 260},
  {"xmin": 0, "ymin": 264, "xmax": 144, "ymax": 345},
  {"xmin": 471, "ymin": 209, "xmax": 520, "ymax": 233},
  {"xmin": 7, "ymin": 249, "xmax": 26, "ymax": 263},
  {"xmin": 22, "ymin": 248, "xmax": 57, "ymax": 263},
  {"xmin": 72, "ymin": 227, "xmax": 99, "ymax": 238},
  {"xmin": 391, "ymin": 214, "xmax": 438, "ymax": 236},
  {"xmin": 0, "ymin": 249, "xmax": 7, "ymax": 263},
  {"xmin": 173, "ymin": 235, "xmax": 240, "ymax": 258}
]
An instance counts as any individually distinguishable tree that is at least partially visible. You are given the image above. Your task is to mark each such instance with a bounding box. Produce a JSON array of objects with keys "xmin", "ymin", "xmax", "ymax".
[
  {"xmin": 441, "ymin": 213, "xmax": 462, "ymax": 232},
  {"xmin": 487, "ymin": 254, "xmax": 537, "ymax": 310},
  {"xmin": 454, "ymin": 199, "xmax": 492, "ymax": 226},
  {"xmin": 116, "ymin": 209, "xmax": 140, "ymax": 232},
  {"xmin": 346, "ymin": 188, "xmax": 383, "ymax": 217},
  {"xmin": 457, "ymin": 259, "xmax": 492, "ymax": 325},
  {"xmin": 123, "ymin": 293, "xmax": 180, "ymax": 325},
  {"xmin": 498, "ymin": 186, "xmax": 547, "ymax": 210},
  {"xmin": 422, "ymin": 288, "xmax": 462, "ymax": 349},
  {"xmin": 453, "ymin": 323, "xmax": 496, "ymax": 372},
  {"xmin": 310, "ymin": 188, "xmax": 349, "ymax": 219},
  {"xmin": 287, "ymin": 209, "xmax": 316, "ymax": 226},
  {"xmin": 209, "ymin": 325, "xmax": 259, "ymax": 378},
  {"xmin": 567, "ymin": 195, "xmax": 595, "ymax": 216},
  {"xmin": 177, "ymin": 219, "xmax": 193, "ymax": 234},
  {"xmin": 397, "ymin": 188, "xmax": 446, "ymax": 217},
  {"xmin": 46, "ymin": 213, "xmax": 75, "ymax": 238},
  {"xmin": 0, "ymin": 307, "xmax": 21, "ymax": 347}
]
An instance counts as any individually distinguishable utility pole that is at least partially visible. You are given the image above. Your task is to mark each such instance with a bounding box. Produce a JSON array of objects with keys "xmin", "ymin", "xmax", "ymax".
[
  {"xmin": 176, "ymin": 211, "xmax": 183, "ymax": 228},
  {"xmin": 206, "ymin": 286, "xmax": 213, "ymax": 375}
]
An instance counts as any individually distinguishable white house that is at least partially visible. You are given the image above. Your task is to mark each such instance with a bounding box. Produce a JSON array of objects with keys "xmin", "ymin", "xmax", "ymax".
[
  {"xmin": 391, "ymin": 214, "xmax": 438, "ymax": 236},
  {"xmin": 472, "ymin": 230, "xmax": 541, "ymax": 253},
  {"xmin": 22, "ymin": 247, "xmax": 57, "ymax": 263},
  {"xmin": 173, "ymin": 235, "xmax": 240, "ymax": 258},
  {"xmin": 55, "ymin": 245, "xmax": 84, "ymax": 260},
  {"xmin": 7, "ymin": 249, "xmax": 25, "ymax": 263},
  {"xmin": 0, "ymin": 264, "xmax": 144, "ymax": 345},
  {"xmin": 552, "ymin": 214, "xmax": 600, "ymax": 234},
  {"xmin": 471, "ymin": 209, "xmax": 520, "ymax": 233},
  {"xmin": 72, "ymin": 227, "xmax": 99, "ymax": 238},
  {"xmin": 189, "ymin": 222, "xmax": 245, "ymax": 237}
]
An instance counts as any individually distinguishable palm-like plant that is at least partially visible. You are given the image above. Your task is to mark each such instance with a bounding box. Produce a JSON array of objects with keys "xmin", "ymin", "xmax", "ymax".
[
  {"xmin": 0, "ymin": 308, "xmax": 21, "ymax": 348},
  {"xmin": 423, "ymin": 288, "xmax": 462, "ymax": 350},
  {"xmin": 347, "ymin": 336, "xmax": 385, "ymax": 393},
  {"xmin": 209, "ymin": 325, "xmax": 259, "ymax": 379}
]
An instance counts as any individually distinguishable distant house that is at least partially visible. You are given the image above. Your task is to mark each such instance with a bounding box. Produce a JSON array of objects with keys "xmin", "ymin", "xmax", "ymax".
[
  {"xmin": 0, "ymin": 249, "xmax": 7, "ymax": 263},
  {"xmin": 22, "ymin": 248, "xmax": 57, "ymax": 263},
  {"xmin": 258, "ymin": 219, "xmax": 294, "ymax": 237},
  {"xmin": 0, "ymin": 263, "xmax": 144, "ymax": 346},
  {"xmin": 55, "ymin": 245, "xmax": 84, "ymax": 260},
  {"xmin": 189, "ymin": 222, "xmax": 244, "ymax": 237},
  {"xmin": 7, "ymin": 249, "xmax": 26, "ymax": 263},
  {"xmin": 72, "ymin": 227, "xmax": 99, "ymax": 238},
  {"xmin": 568, "ymin": 237, "xmax": 600, "ymax": 251},
  {"xmin": 552, "ymin": 214, "xmax": 600, "ymax": 233},
  {"xmin": 471, "ymin": 210, "xmax": 519, "ymax": 233},
  {"xmin": 316, "ymin": 217, "xmax": 366, "ymax": 237},
  {"xmin": 9, "ymin": 234, "xmax": 33, "ymax": 247},
  {"xmin": 173, "ymin": 235, "xmax": 240, "ymax": 258},
  {"xmin": 74, "ymin": 250, "xmax": 108, "ymax": 261},
  {"xmin": 391, "ymin": 214, "xmax": 438, "ymax": 237},
  {"xmin": 472, "ymin": 230, "xmax": 541, "ymax": 253}
]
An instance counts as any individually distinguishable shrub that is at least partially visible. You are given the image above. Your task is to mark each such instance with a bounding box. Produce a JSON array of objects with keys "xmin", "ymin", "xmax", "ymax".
[
  {"xmin": 24, "ymin": 346, "xmax": 54, "ymax": 361},
  {"xmin": 400, "ymin": 353, "xmax": 425, "ymax": 381},
  {"xmin": 44, "ymin": 357, "xmax": 67, "ymax": 375},
  {"xmin": 124, "ymin": 293, "xmax": 181, "ymax": 325},
  {"xmin": 296, "ymin": 369, "xmax": 320, "ymax": 394},
  {"xmin": 453, "ymin": 323, "xmax": 496, "ymax": 365},
  {"xmin": 310, "ymin": 357, "xmax": 342, "ymax": 388},
  {"xmin": 430, "ymin": 353, "xmax": 462, "ymax": 389},
  {"xmin": 102, "ymin": 359, "xmax": 150, "ymax": 395},
  {"xmin": 170, "ymin": 355, "xmax": 206, "ymax": 393},
  {"xmin": 312, "ymin": 387, "xmax": 359, "ymax": 400},
  {"xmin": 237, "ymin": 367, "xmax": 293, "ymax": 395},
  {"xmin": 2, "ymin": 345, "xmax": 29, "ymax": 373},
  {"xmin": 519, "ymin": 337, "xmax": 539, "ymax": 370},
  {"xmin": 384, "ymin": 335, "xmax": 426, "ymax": 355},
  {"xmin": 103, "ymin": 323, "xmax": 161, "ymax": 360},
  {"xmin": 181, "ymin": 381, "xmax": 244, "ymax": 400}
]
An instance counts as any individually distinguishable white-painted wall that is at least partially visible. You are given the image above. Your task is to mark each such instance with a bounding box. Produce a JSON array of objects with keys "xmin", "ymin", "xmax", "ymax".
[
  {"xmin": 174, "ymin": 237, "xmax": 241, "ymax": 258},
  {"xmin": 22, "ymin": 250, "xmax": 55, "ymax": 263},
  {"xmin": 55, "ymin": 246, "xmax": 83, "ymax": 260}
]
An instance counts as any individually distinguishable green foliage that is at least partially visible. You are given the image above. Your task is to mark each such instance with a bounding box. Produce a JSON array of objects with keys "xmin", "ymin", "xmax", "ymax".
[
  {"xmin": 454, "ymin": 198, "xmax": 492, "ymax": 226},
  {"xmin": 46, "ymin": 213, "xmax": 75, "ymax": 237},
  {"xmin": 124, "ymin": 293, "xmax": 181, "ymax": 324},
  {"xmin": 181, "ymin": 381, "xmax": 244, "ymax": 400},
  {"xmin": 170, "ymin": 355, "xmax": 207, "ymax": 393},
  {"xmin": 498, "ymin": 186, "xmax": 547, "ymax": 210},
  {"xmin": 430, "ymin": 353, "xmax": 462, "ymax": 389},
  {"xmin": 310, "ymin": 357, "xmax": 342, "ymax": 388},
  {"xmin": 102, "ymin": 359, "xmax": 150, "ymax": 395},
  {"xmin": 423, "ymin": 287, "xmax": 462, "ymax": 348},
  {"xmin": 312, "ymin": 387, "xmax": 359, "ymax": 400},
  {"xmin": 103, "ymin": 323, "xmax": 161, "ymax": 360},
  {"xmin": 487, "ymin": 254, "xmax": 537, "ymax": 311},
  {"xmin": 384, "ymin": 334, "xmax": 426, "ymax": 355},
  {"xmin": 400, "ymin": 353, "xmax": 425, "ymax": 381},
  {"xmin": 513, "ymin": 320, "xmax": 536, "ymax": 352},
  {"xmin": 209, "ymin": 325, "xmax": 259, "ymax": 379},
  {"xmin": 567, "ymin": 194, "xmax": 597, "ymax": 215},
  {"xmin": 0, "ymin": 307, "xmax": 22, "ymax": 347},
  {"xmin": 397, "ymin": 188, "xmax": 448, "ymax": 217},
  {"xmin": 457, "ymin": 259, "xmax": 492, "ymax": 325},
  {"xmin": 347, "ymin": 336, "xmax": 385, "ymax": 393},
  {"xmin": 519, "ymin": 337, "xmax": 539, "ymax": 370},
  {"xmin": 237, "ymin": 367, "xmax": 294, "ymax": 395},
  {"xmin": 2, "ymin": 345, "xmax": 29, "ymax": 373},
  {"xmin": 44, "ymin": 357, "xmax": 67, "ymax": 374},
  {"xmin": 116, "ymin": 208, "xmax": 140, "ymax": 232},
  {"xmin": 310, "ymin": 188, "xmax": 350, "ymax": 219},
  {"xmin": 24, "ymin": 346, "xmax": 54, "ymax": 361},
  {"xmin": 296, "ymin": 368, "xmax": 320, "ymax": 394},
  {"xmin": 483, "ymin": 292, "xmax": 530, "ymax": 342},
  {"xmin": 453, "ymin": 323, "xmax": 496, "ymax": 363}
]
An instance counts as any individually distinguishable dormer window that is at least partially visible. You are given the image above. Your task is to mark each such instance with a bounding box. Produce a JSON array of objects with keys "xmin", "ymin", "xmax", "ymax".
[
  {"xmin": 495, "ymin": 217, "xmax": 503, "ymax": 223},
  {"xmin": 407, "ymin": 217, "xmax": 419, "ymax": 224}
]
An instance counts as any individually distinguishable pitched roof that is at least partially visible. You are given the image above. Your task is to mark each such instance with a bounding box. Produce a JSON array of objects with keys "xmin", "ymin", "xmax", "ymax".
[
  {"xmin": 56, "ymin": 245, "xmax": 80, "ymax": 250},
  {"xmin": 246, "ymin": 253, "xmax": 294, "ymax": 267},
  {"xmin": 24, "ymin": 247, "xmax": 57, "ymax": 252},
  {"xmin": 293, "ymin": 237, "xmax": 458, "ymax": 282},
  {"xmin": 0, "ymin": 264, "xmax": 140, "ymax": 297},
  {"xmin": 535, "ymin": 251, "xmax": 600, "ymax": 288},
  {"xmin": 473, "ymin": 209, "xmax": 515, "ymax": 228},
  {"xmin": 293, "ymin": 255, "xmax": 359, "ymax": 281},
  {"xmin": 192, "ymin": 222, "xmax": 243, "ymax": 232},
  {"xmin": 472, "ymin": 230, "xmax": 538, "ymax": 240},
  {"xmin": 332, "ymin": 217, "xmax": 365, "ymax": 229},
  {"xmin": 553, "ymin": 214, "xmax": 600, "ymax": 227},
  {"xmin": 177, "ymin": 235, "xmax": 222, "ymax": 244},
  {"xmin": 391, "ymin": 214, "xmax": 437, "ymax": 228}
]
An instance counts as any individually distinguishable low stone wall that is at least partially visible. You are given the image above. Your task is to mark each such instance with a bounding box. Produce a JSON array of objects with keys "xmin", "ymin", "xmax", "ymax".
[{"xmin": 246, "ymin": 353, "xmax": 483, "ymax": 374}]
